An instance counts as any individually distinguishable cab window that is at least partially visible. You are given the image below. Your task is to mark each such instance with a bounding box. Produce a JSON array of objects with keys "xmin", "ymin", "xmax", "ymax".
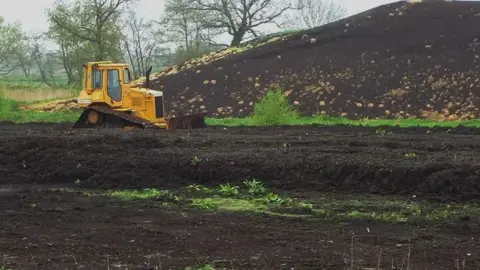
[
  {"xmin": 124, "ymin": 68, "xmax": 131, "ymax": 84},
  {"xmin": 107, "ymin": 69, "xmax": 122, "ymax": 102},
  {"xmin": 92, "ymin": 69, "xmax": 102, "ymax": 89}
]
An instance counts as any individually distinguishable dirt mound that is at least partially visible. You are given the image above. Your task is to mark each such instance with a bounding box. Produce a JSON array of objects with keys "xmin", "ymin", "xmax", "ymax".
[
  {"xmin": 1, "ymin": 123, "xmax": 479, "ymax": 201},
  {"xmin": 138, "ymin": 0, "xmax": 480, "ymax": 120}
]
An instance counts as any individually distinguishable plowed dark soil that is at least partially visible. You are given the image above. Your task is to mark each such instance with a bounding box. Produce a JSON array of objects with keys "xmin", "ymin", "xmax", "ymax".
[
  {"xmin": 1, "ymin": 123, "xmax": 479, "ymax": 200},
  {"xmin": 1, "ymin": 123, "xmax": 480, "ymax": 269},
  {"xmin": 146, "ymin": 0, "xmax": 480, "ymax": 120},
  {"xmin": 1, "ymin": 187, "xmax": 479, "ymax": 270}
]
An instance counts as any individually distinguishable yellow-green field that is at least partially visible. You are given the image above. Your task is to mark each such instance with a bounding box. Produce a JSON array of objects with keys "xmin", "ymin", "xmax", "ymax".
[{"xmin": 0, "ymin": 75, "xmax": 78, "ymax": 102}]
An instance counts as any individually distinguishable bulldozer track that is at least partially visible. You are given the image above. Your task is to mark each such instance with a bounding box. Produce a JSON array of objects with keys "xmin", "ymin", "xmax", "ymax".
[
  {"xmin": 73, "ymin": 105, "xmax": 157, "ymax": 130},
  {"xmin": 72, "ymin": 105, "xmax": 207, "ymax": 130}
]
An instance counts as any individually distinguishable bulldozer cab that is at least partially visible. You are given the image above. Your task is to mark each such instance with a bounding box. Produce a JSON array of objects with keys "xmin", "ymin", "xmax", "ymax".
[{"xmin": 80, "ymin": 61, "xmax": 132, "ymax": 108}]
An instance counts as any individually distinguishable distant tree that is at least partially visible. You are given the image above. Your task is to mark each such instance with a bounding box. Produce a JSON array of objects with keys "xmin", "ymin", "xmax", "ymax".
[
  {"xmin": 46, "ymin": 0, "xmax": 136, "ymax": 83},
  {"xmin": 181, "ymin": 0, "xmax": 293, "ymax": 46},
  {"xmin": 16, "ymin": 38, "xmax": 36, "ymax": 78},
  {"xmin": 283, "ymin": 0, "xmax": 347, "ymax": 29},
  {"xmin": 30, "ymin": 34, "xmax": 58, "ymax": 87},
  {"xmin": 0, "ymin": 17, "xmax": 30, "ymax": 75},
  {"xmin": 47, "ymin": 0, "xmax": 136, "ymax": 61}
]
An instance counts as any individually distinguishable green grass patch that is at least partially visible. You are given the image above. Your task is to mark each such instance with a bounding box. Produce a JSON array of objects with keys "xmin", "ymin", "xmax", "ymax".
[
  {"xmin": 0, "ymin": 96, "xmax": 80, "ymax": 123},
  {"xmin": 49, "ymin": 182, "xmax": 480, "ymax": 225},
  {"xmin": 104, "ymin": 188, "xmax": 179, "ymax": 202},
  {"xmin": 207, "ymin": 115, "xmax": 480, "ymax": 128},
  {"xmin": 191, "ymin": 197, "xmax": 267, "ymax": 212},
  {"xmin": 310, "ymin": 195, "xmax": 480, "ymax": 224},
  {"xmin": 188, "ymin": 188, "xmax": 480, "ymax": 224}
]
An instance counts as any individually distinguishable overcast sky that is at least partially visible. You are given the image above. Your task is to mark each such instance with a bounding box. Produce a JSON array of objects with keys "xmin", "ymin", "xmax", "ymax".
[{"xmin": 0, "ymin": 0, "xmax": 399, "ymax": 33}]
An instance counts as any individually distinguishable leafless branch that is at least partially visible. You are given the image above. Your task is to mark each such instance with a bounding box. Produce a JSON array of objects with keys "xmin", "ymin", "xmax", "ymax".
[
  {"xmin": 182, "ymin": 0, "xmax": 293, "ymax": 46},
  {"xmin": 281, "ymin": 0, "xmax": 347, "ymax": 30}
]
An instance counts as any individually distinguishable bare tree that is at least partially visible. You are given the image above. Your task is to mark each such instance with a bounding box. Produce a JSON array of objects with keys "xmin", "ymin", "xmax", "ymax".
[
  {"xmin": 120, "ymin": 10, "xmax": 167, "ymax": 77},
  {"xmin": 16, "ymin": 38, "xmax": 35, "ymax": 78},
  {"xmin": 163, "ymin": 0, "xmax": 224, "ymax": 50},
  {"xmin": 183, "ymin": 0, "xmax": 293, "ymax": 46},
  {"xmin": 164, "ymin": 0, "xmax": 200, "ymax": 51},
  {"xmin": 284, "ymin": 0, "xmax": 346, "ymax": 29},
  {"xmin": 31, "ymin": 34, "xmax": 56, "ymax": 87}
]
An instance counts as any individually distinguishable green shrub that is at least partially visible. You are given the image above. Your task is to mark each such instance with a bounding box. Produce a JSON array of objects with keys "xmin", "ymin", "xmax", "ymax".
[{"xmin": 251, "ymin": 88, "xmax": 298, "ymax": 125}]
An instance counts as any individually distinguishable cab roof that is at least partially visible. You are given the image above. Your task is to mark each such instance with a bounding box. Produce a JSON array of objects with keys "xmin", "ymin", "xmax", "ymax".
[{"xmin": 84, "ymin": 61, "xmax": 130, "ymax": 68}]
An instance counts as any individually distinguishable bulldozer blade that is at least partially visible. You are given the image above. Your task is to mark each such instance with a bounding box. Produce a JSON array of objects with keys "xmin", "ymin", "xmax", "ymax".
[{"xmin": 166, "ymin": 113, "xmax": 207, "ymax": 130}]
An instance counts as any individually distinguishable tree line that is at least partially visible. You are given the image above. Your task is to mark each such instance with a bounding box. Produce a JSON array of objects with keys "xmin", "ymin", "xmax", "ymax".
[{"xmin": 0, "ymin": 0, "xmax": 346, "ymax": 87}]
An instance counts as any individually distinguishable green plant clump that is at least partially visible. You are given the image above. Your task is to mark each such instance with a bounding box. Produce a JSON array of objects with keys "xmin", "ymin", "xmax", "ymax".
[
  {"xmin": 251, "ymin": 89, "xmax": 299, "ymax": 125},
  {"xmin": 243, "ymin": 178, "xmax": 267, "ymax": 195},
  {"xmin": 218, "ymin": 183, "xmax": 240, "ymax": 196},
  {"xmin": 105, "ymin": 188, "xmax": 178, "ymax": 201}
]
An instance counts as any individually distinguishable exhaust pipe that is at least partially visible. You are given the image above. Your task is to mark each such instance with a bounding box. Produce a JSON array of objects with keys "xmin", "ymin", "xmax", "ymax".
[{"xmin": 145, "ymin": 66, "xmax": 152, "ymax": 88}]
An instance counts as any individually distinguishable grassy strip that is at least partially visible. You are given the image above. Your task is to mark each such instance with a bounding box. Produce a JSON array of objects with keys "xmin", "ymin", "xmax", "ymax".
[
  {"xmin": 0, "ymin": 97, "xmax": 79, "ymax": 123},
  {"xmin": 53, "ymin": 180, "xmax": 480, "ymax": 225},
  {"xmin": 207, "ymin": 116, "xmax": 480, "ymax": 128},
  {"xmin": 180, "ymin": 184, "xmax": 480, "ymax": 224}
]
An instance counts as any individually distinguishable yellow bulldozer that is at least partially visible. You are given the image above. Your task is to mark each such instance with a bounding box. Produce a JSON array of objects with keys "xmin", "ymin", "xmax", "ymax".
[{"xmin": 72, "ymin": 61, "xmax": 206, "ymax": 130}]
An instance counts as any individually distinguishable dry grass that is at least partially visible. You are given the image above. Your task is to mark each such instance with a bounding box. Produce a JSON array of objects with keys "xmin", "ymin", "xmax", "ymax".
[
  {"xmin": 0, "ymin": 88, "xmax": 76, "ymax": 102},
  {"xmin": 421, "ymin": 110, "xmax": 447, "ymax": 121}
]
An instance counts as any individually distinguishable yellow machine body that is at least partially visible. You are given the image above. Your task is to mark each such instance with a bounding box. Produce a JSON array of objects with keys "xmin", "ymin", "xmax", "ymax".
[{"xmin": 73, "ymin": 61, "xmax": 206, "ymax": 130}]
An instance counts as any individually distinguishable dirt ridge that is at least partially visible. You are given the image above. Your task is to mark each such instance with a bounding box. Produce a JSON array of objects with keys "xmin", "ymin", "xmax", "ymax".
[{"xmin": 1, "ymin": 123, "xmax": 479, "ymax": 201}]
